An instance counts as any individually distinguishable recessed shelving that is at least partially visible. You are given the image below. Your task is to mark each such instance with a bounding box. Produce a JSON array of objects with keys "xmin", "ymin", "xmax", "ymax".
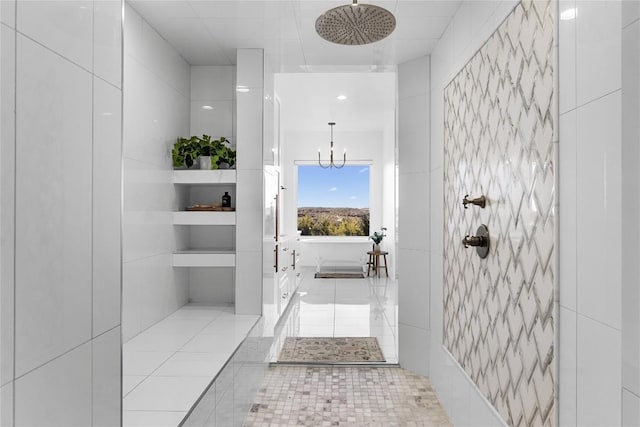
[
  {"xmin": 173, "ymin": 211, "xmax": 236, "ymax": 225},
  {"xmin": 173, "ymin": 169, "xmax": 236, "ymax": 184},
  {"xmin": 173, "ymin": 249, "xmax": 236, "ymax": 267}
]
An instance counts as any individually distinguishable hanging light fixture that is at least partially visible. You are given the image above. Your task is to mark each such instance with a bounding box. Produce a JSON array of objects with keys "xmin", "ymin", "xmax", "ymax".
[
  {"xmin": 318, "ymin": 122, "xmax": 346, "ymax": 169},
  {"xmin": 315, "ymin": 0, "xmax": 396, "ymax": 46}
]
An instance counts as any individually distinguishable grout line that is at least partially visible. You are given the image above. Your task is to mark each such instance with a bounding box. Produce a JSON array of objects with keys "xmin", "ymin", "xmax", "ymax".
[{"xmin": 12, "ymin": 1, "xmax": 18, "ymax": 423}]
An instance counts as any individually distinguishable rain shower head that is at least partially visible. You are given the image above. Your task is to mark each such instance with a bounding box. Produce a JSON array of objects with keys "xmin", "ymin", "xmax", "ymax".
[{"xmin": 315, "ymin": 0, "xmax": 396, "ymax": 46}]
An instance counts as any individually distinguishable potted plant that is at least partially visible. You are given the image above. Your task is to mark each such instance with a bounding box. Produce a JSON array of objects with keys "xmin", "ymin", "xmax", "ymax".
[
  {"xmin": 172, "ymin": 136, "xmax": 200, "ymax": 169},
  {"xmin": 172, "ymin": 135, "xmax": 236, "ymax": 170},
  {"xmin": 370, "ymin": 227, "xmax": 387, "ymax": 252}
]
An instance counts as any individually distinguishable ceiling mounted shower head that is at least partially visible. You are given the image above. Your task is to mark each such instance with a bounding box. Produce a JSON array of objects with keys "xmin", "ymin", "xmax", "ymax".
[{"xmin": 315, "ymin": 0, "xmax": 396, "ymax": 46}]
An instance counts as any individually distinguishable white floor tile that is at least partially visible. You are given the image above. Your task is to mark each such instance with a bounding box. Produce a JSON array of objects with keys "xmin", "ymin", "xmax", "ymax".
[
  {"xmin": 123, "ymin": 410, "xmax": 187, "ymax": 427},
  {"xmin": 123, "ymin": 351, "xmax": 174, "ymax": 376},
  {"xmin": 125, "ymin": 333, "xmax": 193, "ymax": 353},
  {"xmin": 154, "ymin": 352, "xmax": 228, "ymax": 377},
  {"xmin": 123, "ymin": 376, "xmax": 212, "ymax": 412},
  {"xmin": 180, "ymin": 332, "xmax": 243, "ymax": 354}
]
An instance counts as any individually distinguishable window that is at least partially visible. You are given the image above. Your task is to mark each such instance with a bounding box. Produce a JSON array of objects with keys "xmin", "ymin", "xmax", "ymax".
[{"xmin": 297, "ymin": 165, "xmax": 370, "ymax": 236}]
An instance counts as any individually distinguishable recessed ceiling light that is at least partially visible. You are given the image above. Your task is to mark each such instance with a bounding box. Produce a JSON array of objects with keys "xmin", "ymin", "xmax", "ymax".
[
  {"xmin": 201, "ymin": 105, "xmax": 214, "ymax": 110},
  {"xmin": 236, "ymin": 85, "xmax": 250, "ymax": 93},
  {"xmin": 560, "ymin": 8, "xmax": 577, "ymax": 20},
  {"xmin": 336, "ymin": 95, "xmax": 347, "ymax": 101}
]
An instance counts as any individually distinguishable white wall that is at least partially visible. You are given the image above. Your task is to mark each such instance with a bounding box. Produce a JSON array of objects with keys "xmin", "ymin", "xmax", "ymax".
[
  {"xmin": 398, "ymin": 56, "xmax": 431, "ymax": 377},
  {"xmin": 123, "ymin": 4, "xmax": 190, "ymax": 341},
  {"xmin": 235, "ymin": 49, "xmax": 264, "ymax": 315},
  {"xmin": 187, "ymin": 66, "xmax": 237, "ymax": 304},
  {"xmin": 426, "ymin": 1, "xmax": 519, "ymax": 425},
  {"xmin": 622, "ymin": 2, "xmax": 640, "ymax": 424},
  {"xmin": 1, "ymin": 0, "xmax": 123, "ymax": 424},
  {"xmin": 559, "ymin": 1, "xmax": 624, "ymax": 425}
]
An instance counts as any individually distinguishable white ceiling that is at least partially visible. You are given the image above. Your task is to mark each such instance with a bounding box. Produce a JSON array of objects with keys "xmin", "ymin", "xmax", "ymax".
[
  {"xmin": 275, "ymin": 73, "xmax": 396, "ymax": 131},
  {"xmin": 127, "ymin": 0, "xmax": 462, "ymax": 69}
]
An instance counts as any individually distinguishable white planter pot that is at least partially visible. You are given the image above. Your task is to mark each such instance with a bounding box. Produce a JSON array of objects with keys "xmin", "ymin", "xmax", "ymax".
[{"xmin": 198, "ymin": 156, "xmax": 212, "ymax": 170}]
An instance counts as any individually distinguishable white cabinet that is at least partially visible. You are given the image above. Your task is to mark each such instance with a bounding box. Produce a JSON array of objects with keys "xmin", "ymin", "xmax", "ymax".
[
  {"xmin": 173, "ymin": 170, "xmax": 236, "ymax": 303},
  {"xmin": 277, "ymin": 235, "xmax": 302, "ymax": 316}
]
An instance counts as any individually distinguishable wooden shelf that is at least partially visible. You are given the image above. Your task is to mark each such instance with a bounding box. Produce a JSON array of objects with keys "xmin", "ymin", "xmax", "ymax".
[
  {"xmin": 173, "ymin": 211, "xmax": 236, "ymax": 225},
  {"xmin": 173, "ymin": 249, "xmax": 236, "ymax": 267},
  {"xmin": 173, "ymin": 169, "xmax": 236, "ymax": 184}
]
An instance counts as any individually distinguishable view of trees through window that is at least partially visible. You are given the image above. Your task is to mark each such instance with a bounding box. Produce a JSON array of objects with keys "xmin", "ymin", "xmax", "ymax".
[{"xmin": 297, "ymin": 165, "xmax": 370, "ymax": 236}]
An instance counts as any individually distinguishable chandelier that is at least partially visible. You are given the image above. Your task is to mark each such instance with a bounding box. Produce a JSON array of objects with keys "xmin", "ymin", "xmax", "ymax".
[
  {"xmin": 315, "ymin": 0, "xmax": 396, "ymax": 46},
  {"xmin": 318, "ymin": 122, "xmax": 346, "ymax": 169}
]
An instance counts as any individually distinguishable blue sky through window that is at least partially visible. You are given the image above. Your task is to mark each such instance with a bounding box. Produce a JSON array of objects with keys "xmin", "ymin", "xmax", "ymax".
[{"xmin": 297, "ymin": 165, "xmax": 370, "ymax": 208}]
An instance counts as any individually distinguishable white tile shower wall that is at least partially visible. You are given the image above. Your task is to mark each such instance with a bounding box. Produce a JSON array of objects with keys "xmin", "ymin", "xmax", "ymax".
[
  {"xmin": 123, "ymin": 3, "xmax": 190, "ymax": 341},
  {"xmin": 559, "ymin": 0, "xmax": 624, "ymax": 425},
  {"xmin": 622, "ymin": 6, "xmax": 640, "ymax": 423},
  {"xmin": 1, "ymin": 0, "xmax": 123, "ymax": 424},
  {"xmin": 427, "ymin": 0, "xmax": 519, "ymax": 425},
  {"xmin": 398, "ymin": 56, "xmax": 430, "ymax": 376},
  {"xmin": 235, "ymin": 49, "xmax": 263, "ymax": 315}
]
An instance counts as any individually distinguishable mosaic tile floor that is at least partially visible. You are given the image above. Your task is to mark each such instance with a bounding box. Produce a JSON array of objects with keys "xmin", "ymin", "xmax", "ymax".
[{"xmin": 243, "ymin": 366, "xmax": 452, "ymax": 426}]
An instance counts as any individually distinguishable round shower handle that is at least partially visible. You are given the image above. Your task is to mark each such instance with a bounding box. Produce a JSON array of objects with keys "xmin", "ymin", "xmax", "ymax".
[{"xmin": 462, "ymin": 224, "xmax": 490, "ymax": 259}]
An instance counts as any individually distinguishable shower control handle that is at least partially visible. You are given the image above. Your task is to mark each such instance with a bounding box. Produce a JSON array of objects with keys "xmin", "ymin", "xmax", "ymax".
[
  {"xmin": 462, "ymin": 235, "xmax": 487, "ymax": 248},
  {"xmin": 463, "ymin": 194, "xmax": 486, "ymax": 209},
  {"xmin": 463, "ymin": 224, "xmax": 490, "ymax": 259}
]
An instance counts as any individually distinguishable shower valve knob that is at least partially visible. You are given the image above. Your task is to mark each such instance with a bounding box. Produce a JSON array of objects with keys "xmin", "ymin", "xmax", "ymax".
[
  {"xmin": 463, "ymin": 224, "xmax": 490, "ymax": 259},
  {"xmin": 462, "ymin": 194, "xmax": 486, "ymax": 209}
]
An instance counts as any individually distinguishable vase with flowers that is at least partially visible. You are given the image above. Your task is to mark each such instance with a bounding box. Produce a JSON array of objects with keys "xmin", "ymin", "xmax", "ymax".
[{"xmin": 370, "ymin": 227, "xmax": 387, "ymax": 252}]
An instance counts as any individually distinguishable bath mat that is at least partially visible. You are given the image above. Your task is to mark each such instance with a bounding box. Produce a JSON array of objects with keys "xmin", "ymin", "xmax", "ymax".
[
  {"xmin": 278, "ymin": 337, "xmax": 385, "ymax": 363},
  {"xmin": 314, "ymin": 272, "xmax": 364, "ymax": 279}
]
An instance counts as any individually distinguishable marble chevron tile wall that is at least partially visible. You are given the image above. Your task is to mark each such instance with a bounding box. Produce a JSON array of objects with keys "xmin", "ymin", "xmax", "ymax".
[{"xmin": 442, "ymin": 1, "xmax": 556, "ymax": 426}]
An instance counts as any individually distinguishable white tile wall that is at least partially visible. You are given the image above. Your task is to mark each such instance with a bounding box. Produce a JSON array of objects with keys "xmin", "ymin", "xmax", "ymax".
[
  {"xmin": 15, "ymin": 342, "xmax": 93, "ymax": 426},
  {"xmin": 576, "ymin": 315, "xmax": 622, "ymax": 427},
  {"xmin": 235, "ymin": 49, "xmax": 263, "ymax": 315},
  {"xmin": 575, "ymin": 91, "xmax": 622, "ymax": 329},
  {"xmin": 622, "ymin": 11, "xmax": 640, "ymax": 403},
  {"xmin": 2, "ymin": 1, "xmax": 123, "ymax": 423},
  {"xmin": 93, "ymin": 77, "xmax": 123, "ymax": 337},
  {"xmin": 17, "ymin": 0, "xmax": 93, "ymax": 71},
  {"xmin": 15, "ymin": 33, "xmax": 93, "ymax": 377},
  {"xmin": 93, "ymin": 328, "xmax": 122, "ymax": 427},
  {"xmin": 559, "ymin": 110, "xmax": 577, "ymax": 312},
  {"xmin": 623, "ymin": 389, "xmax": 640, "ymax": 427},
  {"xmin": 575, "ymin": 0, "xmax": 621, "ymax": 106},
  {"xmin": 559, "ymin": 307, "xmax": 577, "ymax": 426},
  {"xmin": 0, "ymin": 23, "xmax": 16, "ymax": 388},
  {"xmin": 123, "ymin": 3, "xmax": 190, "ymax": 340},
  {"xmin": 398, "ymin": 55, "xmax": 431, "ymax": 376}
]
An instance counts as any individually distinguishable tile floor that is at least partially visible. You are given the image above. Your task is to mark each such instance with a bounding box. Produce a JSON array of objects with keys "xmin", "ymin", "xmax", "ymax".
[
  {"xmin": 244, "ymin": 366, "xmax": 452, "ymax": 426},
  {"xmin": 122, "ymin": 305, "xmax": 259, "ymax": 426},
  {"xmin": 270, "ymin": 270, "xmax": 398, "ymax": 364}
]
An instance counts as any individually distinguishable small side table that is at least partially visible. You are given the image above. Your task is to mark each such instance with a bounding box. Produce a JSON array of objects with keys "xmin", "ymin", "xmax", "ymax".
[{"xmin": 366, "ymin": 250, "xmax": 389, "ymax": 277}]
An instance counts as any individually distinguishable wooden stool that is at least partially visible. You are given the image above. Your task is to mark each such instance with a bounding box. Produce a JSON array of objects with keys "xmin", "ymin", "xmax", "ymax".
[{"xmin": 366, "ymin": 250, "xmax": 389, "ymax": 277}]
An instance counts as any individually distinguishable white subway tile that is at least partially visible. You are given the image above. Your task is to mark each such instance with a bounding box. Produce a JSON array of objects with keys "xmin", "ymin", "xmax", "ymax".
[
  {"xmin": 236, "ymin": 49, "xmax": 263, "ymax": 89},
  {"xmin": 577, "ymin": 315, "xmax": 621, "ymax": 426},
  {"xmin": 17, "ymin": 0, "xmax": 93, "ymax": 71},
  {"xmin": 559, "ymin": 307, "xmax": 577, "ymax": 426},
  {"xmin": 559, "ymin": 111, "xmax": 577, "ymax": 311},
  {"xmin": 622, "ymin": 0, "xmax": 640, "ymax": 28},
  {"xmin": 94, "ymin": 0, "xmax": 122, "ymax": 88},
  {"xmin": 236, "ymin": 90, "xmax": 264, "ymax": 170},
  {"xmin": 92, "ymin": 327, "xmax": 122, "ymax": 427},
  {"xmin": 624, "ymin": 389, "xmax": 640, "ymax": 427},
  {"xmin": 93, "ymin": 77, "xmax": 122, "ymax": 336},
  {"xmin": 14, "ymin": 342, "xmax": 92, "ymax": 426},
  {"xmin": 1, "ymin": 0, "xmax": 15, "ymax": 28},
  {"xmin": 236, "ymin": 170, "xmax": 263, "ymax": 252},
  {"xmin": 398, "ymin": 249, "xmax": 430, "ymax": 329},
  {"xmin": 576, "ymin": 0, "xmax": 622, "ymax": 106},
  {"xmin": 399, "ymin": 173, "xmax": 430, "ymax": 251},
  {"xmin": 0, "ymin": 382, "xmax": 13, "ymax": 426},
  {"xmin": 190, "ymin": 100, "xmax": 233, "ymax": 138},
  {"xmin": 576, "ymin": 92, "xmax": 622, "ymax": 329},
  {"xmin": 398, "ymin": 93, "xmax": 430, "ymax": 174},
  {"xmin": 235, "ymin": 250, "xmax": 262, "ymax": 315},
  {"xmin": 559, "ymin": 0, "xmax": 577, "ymax": 113},
  {"xmin": 191, "ymin": 66, "xmax": 234, "ymax": 100},
  {"xmin": 14, "ymin": 35, "xmax": 93, "ymax": 376},
  {"xmin": 398, "ymin": 56, "xmax": 429, "ymax": 100},
  {"xmin": 398, "ymin": 323, "xmax": 429, "ymax": 377}
]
